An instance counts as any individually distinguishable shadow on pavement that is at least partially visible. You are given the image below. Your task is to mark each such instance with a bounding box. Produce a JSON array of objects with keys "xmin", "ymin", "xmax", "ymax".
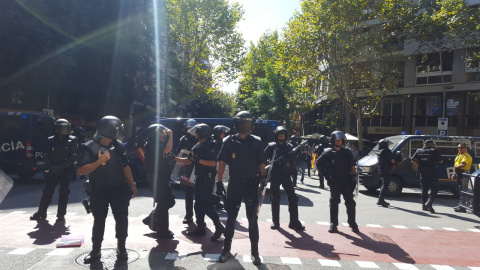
[
  {"xmin": 277, "ymin": 227, "xmax": 340, "ymax": 260},
  {"xmin": 27, "ymin": 219, "xmax": 70, "ymax": 245}
]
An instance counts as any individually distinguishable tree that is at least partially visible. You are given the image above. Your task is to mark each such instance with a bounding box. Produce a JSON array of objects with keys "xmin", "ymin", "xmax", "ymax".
[
  {"xmin": 189, "ymin": 90, "xmax": 236, "ymax": 118},
  {"xmin": 282, "ymin": 0, "xmax": 479, "ymax": 149},
  {"xmin": 166, "ymin": 0, "xmax": 245, "ymax": 111}
]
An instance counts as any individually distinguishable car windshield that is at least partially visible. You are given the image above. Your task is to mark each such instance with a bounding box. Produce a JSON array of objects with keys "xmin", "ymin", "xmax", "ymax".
[{"xmin": 367, "ymin": 137, "xmax": 404, "ymax": 156}]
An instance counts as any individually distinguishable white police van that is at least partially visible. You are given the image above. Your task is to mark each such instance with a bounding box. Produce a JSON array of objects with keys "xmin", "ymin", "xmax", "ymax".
[
  {"xmin": 358, "ymin": 135, "xmax": 480, "ymax": 196},
  {"xmin": 0, "ymin": 112, "xmax": 55, "ymax": 180}
]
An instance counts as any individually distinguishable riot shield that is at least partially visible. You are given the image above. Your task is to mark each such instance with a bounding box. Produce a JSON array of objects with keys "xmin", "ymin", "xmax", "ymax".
[{"xmin": 0, "ymin": 169, "xmax": 14, "ymax": 204}]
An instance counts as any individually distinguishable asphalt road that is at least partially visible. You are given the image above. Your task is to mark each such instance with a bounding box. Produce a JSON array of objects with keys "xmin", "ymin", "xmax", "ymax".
[{"xmin": 0, "ymin": 172, "xmax": 479, "ymax": 270}]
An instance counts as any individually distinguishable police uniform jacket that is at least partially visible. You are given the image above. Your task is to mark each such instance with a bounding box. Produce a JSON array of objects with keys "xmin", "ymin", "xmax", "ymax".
[
  {"xmin": 217, "ymin": 134, "xmax": 267, "ymax": 181},
  {"xmin": 77, "ymin": 139, "xmax": 128, "ymax": 190},
  {"xmin": 176, "ymin": 135, "xmax": 197, "ymax": 155},
  {"xmin": 44, "ymin": 135, "xmax": 79, "ymax": 172},
  {"xmin": 265, "ymin": 142, "xmax": 295, "ymax": 175},
  {"xmin": 411, "ymin": 147, "xmax": 442, "ymax": 173},
  {"xmin": 318, "ymin": 147, "xmax": 355, "ymax": 182},
  {"xmin": 191, "ymin": 138, "xmax": 217, "ymax": 177},
  {"xmin": 377, "ymin": 148, "xmax": 394, "ymax": 174}
]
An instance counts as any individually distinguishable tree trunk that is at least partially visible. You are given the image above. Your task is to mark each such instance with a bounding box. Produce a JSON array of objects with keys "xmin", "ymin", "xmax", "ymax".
[{"xmin": 356, "ymin": 106, "xmax": 364, "ymax": 151}]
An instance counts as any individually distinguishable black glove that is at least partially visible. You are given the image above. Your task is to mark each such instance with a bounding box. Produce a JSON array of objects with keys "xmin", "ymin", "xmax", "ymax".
[
  {"xmin": 257, "ymin": 180, "xmax": 267, "ymax": 195},
  {"xmin": 216, "ymin": 181, "xmax": 226, "ymax": 197}
]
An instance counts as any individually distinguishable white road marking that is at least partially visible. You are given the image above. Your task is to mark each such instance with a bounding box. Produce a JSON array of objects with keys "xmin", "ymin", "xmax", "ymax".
[{"xmin": 318, "ymin": 259, "xmax": 341, "ymax": 267}]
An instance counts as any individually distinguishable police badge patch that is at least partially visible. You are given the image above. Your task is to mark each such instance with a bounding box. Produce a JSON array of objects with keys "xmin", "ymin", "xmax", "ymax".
[{"xmin": 232, "ymin": 153, "xmax": 236, "ymax": 159}]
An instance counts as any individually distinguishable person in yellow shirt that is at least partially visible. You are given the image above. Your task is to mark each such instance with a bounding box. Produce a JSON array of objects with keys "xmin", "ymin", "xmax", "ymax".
[{"xmin": 452, "ymin": 143, "xmax": 472, "ymax": 213}]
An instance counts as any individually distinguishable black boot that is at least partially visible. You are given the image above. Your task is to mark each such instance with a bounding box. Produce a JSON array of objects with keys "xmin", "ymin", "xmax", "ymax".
[
  {"xmin": 187, "ymin": 225, "xmax": 206, "ymax": 236},
  {"xmin": 84, "ymin": 241, "xmax": 102, "ymax": 264},
  {"xmin": 377, "ymin": 197, "xmax": 390, "ymax": 207},
  {"xmin": 211, "ymin": 223, "xmax": 225, "ymax": 242},
  {"xmin": 116, "ymin": 238, "xmax": 128, "ymax": 260},
  {"xmin": 288, "ymin": 220, "xmax": 305, "ymax": 231},
  {"xmin": 271, "ymin": 201, "xmax": 280, "ymax": 230},
  {"xmin": 218, "ymin": 241, "xmax": 232, "ymax": 263},
  {"xmin": 251, "ymin": 242, "xmax": 261, "ymax": 265},
  {"xmin": 425, "ymin": 198, "xmax": 435, "ymax": 213},
  {"xmin": 30, "ymin": 212, "xmax": 47, "ymax": 220}
]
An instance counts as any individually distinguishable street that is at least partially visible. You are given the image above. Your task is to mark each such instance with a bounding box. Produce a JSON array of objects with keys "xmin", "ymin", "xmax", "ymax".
[{"xmin": 0, "ymin": 172, "xmax": 479, "ymax": 270}]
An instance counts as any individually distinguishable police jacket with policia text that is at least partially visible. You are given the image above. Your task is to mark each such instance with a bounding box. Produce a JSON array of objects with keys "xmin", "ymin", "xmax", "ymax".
[
  {"xmin": 264, "ymin": 142, "xmax": 296, "ymax": 175},
  {"xmin": 317, "ymin": 147, "xmax": 356, "ymax": 183},
  {"xmin": 76, "ymin": 139, "xmax": 129, "ymax": 190},
  {"xmin": 217, "ymin": 134, "xmax": 267, "ymax": 180},
  {"xmin": 411, "ymin": 146, "xmax": 442, "ymax": 174},
  {"xmin": 191, "ymin": 137, "xmax": 218, "ymax": 178},
  {"xmin": 44, "ymin": 135, "xmax": 79, "ymax": 173}
]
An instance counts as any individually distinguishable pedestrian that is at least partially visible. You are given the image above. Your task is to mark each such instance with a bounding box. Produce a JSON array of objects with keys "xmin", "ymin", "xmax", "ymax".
[
  {"xmin": 452, "ymin": 143, "xmax": 472, "ymax": 213},
  {"xmin": 317, "ymin": 131, "xmax": 359, "ymax": 233},
  {"xmin": 140, "ymin": 123, "xmax": 175, "ymax": 239},
  {"xmin": 175, "ymin": 124, "xmax": 225, "ymax": 241},
  {"xmin": 314, "ymin": 135, "xmax": 328, "ymax": 189},
  {"xmin": 212, "ymin": 125, "xmax": 231, "ymax": 210},
  {"xmin": 30, "ymin": 119, "xmax": 79, "ymax": 223},
  {"xmin": 175, "ymin": 119, "xmax": 198, "ymax": 224},
  {"xmin": 411, "ymin": 140, "xmax": 443, "ymax": 213},
  {"xmin": 77, "ymin": 116, "xmax": 137, "ymax": 263},
  {"xmin": 298, "ymin": 141, "xmax": 309, "ymax": 183},
  {"xmin": 376, "ymin": 139, "xmax": 394, "ymax": 207},
  {"xmin": 350, "ymin": 144, "xmax": 360, "ymax": 161},
  {"xmin": 290, "ymin": 135, "xmax": 300, "ymax": 187},
  {"xmin": 265, "ymin": 126, "xmax": 305, "ymax": 231},
  {"xmin": 216, "ymin": 111, "xmax": 267, "ymax": 265}
]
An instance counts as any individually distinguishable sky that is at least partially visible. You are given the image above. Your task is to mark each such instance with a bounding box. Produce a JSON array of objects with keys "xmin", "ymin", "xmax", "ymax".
[{"xmin": 223, "ymin": 0, "xmax": 302, "ymax": 93}]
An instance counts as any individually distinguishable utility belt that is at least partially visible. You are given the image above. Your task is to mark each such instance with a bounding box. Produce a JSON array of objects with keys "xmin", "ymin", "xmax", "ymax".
[
  {"xmin": 195, "ymin": 172, "xmax": 215, "ymax": 181},
  {"xmin": 230, "ymin": 177, "xmax": 257, "ymax": 184}
]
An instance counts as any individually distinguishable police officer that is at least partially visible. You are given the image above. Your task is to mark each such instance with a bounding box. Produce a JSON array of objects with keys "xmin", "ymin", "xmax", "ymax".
[
  {"xmin": 452, "ymin": 143, "xmax": 472, "ymax": 213},
  {"xmin": 176, "ymin": 119, "xmax": 197, "ymax": 224},
  {"xmin": 317, "ymin": 131, "xmax": 358, "ymax": 233},
  {"xmin": 315, "ymin": 135, "xmax": 328, "ymax": 189},
  {"xmin": 77, "ymin": 116, "xmax": 137, "ymax": 263},
  {"xmin": 212, "ymin": 125, "xmax": 231, "ymax": 210},
  {"xmin": 175, "ymin": 124, "xmax": 225, "ymax": 241},
  {"xmin": 265, "ymin": 126, "xmax": 305, "ymax": 231},
  {"xmin": 289, "ymin": 135, "xmax": 300, "ymax": 187},
  {"xmin": 30, "ymin": 119, "xmax": 79, "ymax": 223},
  {"xmin": 73, "ymin": 126, "xmax": 87, "ymax": 180},
  {"xmin": 140, "ymin": 123, "xmax": 175, "ymax": 238},
  {"xmin": 216, "ymin": 111, "xmax": 267, "ymax": 265},
  {"xmin": 376, "ymin": 139, "xmax": 394, "ymax": 207},
  {"xmin": 411, "ymin": 140, "xmax": 443, "ymax": 213}
]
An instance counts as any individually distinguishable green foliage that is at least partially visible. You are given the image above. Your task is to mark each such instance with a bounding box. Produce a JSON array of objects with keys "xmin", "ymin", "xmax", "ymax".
[{"xmin": 189, "ymin": 90, "xmax": 236, "ymax": 118}]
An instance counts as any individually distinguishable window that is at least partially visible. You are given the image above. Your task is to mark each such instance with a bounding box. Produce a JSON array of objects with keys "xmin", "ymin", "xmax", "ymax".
[
  {"xmin": 435, "ymin": 141, "xmax": 461, "ymax": 157},
  {"xmin": 414, "ymin": 95, "xmax": 443, "ymax": 126},
  {"xmin": 475, "ymin": 142, "xmax": 480, "ymax": 158},
  {"xmin": 466, "ymin": 47, "xmax": 480, "ymax": 82},
  {"xmin": 410, "ymin": 140, "xmax": 423, "ymax": 157},
  {"xmin": 416, "ymin": 51, "xmax": 453, "ymax": 85}
]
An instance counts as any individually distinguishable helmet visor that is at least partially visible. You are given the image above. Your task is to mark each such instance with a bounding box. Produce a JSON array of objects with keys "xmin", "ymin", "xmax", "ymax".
[
  {"xmin": 236, "ymin": 121, "xmax": 252, "ymax": 135},
  {"xmin": 57, "ymin": 124, "xmax": 70, "ymax": 135},
  {"xmin": 115, "ymin": 124, "xmax": 125, "ymax": 140},
  {"xmin": 187, "ymin": 125, "xmax": 200, "ymax": 138}
]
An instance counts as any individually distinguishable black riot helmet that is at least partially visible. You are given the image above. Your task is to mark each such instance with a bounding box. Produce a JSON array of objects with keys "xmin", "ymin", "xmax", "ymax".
[
  {"xmin": 213, "ymin": 125, "xmax": 230, "ymax": 141},
  {"xmin": 183, "ymin": 119, "xmax": 197, "ymax": 132},
  {"xmin": 96, "ymin": 116, "xmax": 124, "ymax": 140},
  {"xmin": 378, "ymin": 139, "xmax": 391, "ymax": 150},
  {"xmin": 233, "ymin": 111, "xmax": 254, "ymax": 135},
  {"xmin": 330, "ymin": 131, "xmax": 346, "ymax": 145},
  {"xmin": 188, "ymin": 123, "xmax": 212, "ymax": 140},
  {"xmin": 274, "ymin": 126, "xmax": 289, "ymax": 143},
  {"xmin": 424, "ymin": 139, "xmax": 435, "ymax": 148},
  {"xmin": 290, "ymin": 135, "xmax": 298, "ymax": 144},
  {"xmin": 55, "ymin": 119, "xmax": 71, "ymax": 136}
]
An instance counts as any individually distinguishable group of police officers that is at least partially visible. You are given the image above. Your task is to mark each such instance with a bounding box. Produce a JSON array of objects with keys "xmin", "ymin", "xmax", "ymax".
[{"xmin": 27, "ymin": 110, "xmax": 474, "ymax": 266}]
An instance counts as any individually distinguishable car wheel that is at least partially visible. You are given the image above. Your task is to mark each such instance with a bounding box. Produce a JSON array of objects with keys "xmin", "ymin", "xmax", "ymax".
[
  {"xmin": 17, "ymin": 170, "xmax": 36, "ymax": 181},
  {"xmin": 386, "ymin": 176, "xmax": 403, "ymax": 196}
]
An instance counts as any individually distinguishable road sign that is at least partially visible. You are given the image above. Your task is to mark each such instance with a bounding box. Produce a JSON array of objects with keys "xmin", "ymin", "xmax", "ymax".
[
  {"xmin": 438, "ymin": 118, "xmax": 448, "ymax": 130},
  {"xmin": 438, "ymin": 130, "xmax": 448, "ymax": 136}
]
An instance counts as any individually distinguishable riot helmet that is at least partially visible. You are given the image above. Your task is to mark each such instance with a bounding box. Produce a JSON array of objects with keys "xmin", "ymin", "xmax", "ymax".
[
  {"xmin": 424, "ymin": 139, "xmax": 435, "ymax": 148},
  {"xmin": 290, "ymin": 135, "xmax": 299, "ymax": 145},
  {"xmin": 96, "ymin": 116, "xmax": 124, "ymax": 140},
  {"xmin": 378, "ymin": 139, "xmax": 391, "ymax": 150},
  {"xmin": 233, "ymin": 111, "xmax": 254, "ymax": 135},
  {"xmin": 319, "ymin": 135, "xmax": 328, "ymax": 145},
  {"xmin": 213, "ymin": 125, "xmax": 230, "ymax": 141},
  {"xmin": 274, "ymin": 126, "xmax": 289, "ymax": 143},
  {"xmin": 188, "ymin": 123, "xmax": 212, "ymax": 140},
  {"xmin": 330, "ymin": 131, "xmax": 346, "ymax": 146},
  {"xmin": 183, "ymin": 119, "xmax": 197, "ymax": 133},
  {"xmin": 72, "ymin": 126, "xmax": 85, "ymax": 137},
  {"xmin": 55, "ymin": 119, "xmax": 71, "ymax": 136}
]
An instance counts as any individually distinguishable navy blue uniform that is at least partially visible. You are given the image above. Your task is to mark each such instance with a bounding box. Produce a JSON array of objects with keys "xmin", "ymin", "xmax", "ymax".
[
  {"xmin": 264, "ymin": 142, "xmax": 300, "ymax": 227},
  {"xmin": 36, "ymin": 135, "xmax": 78, "ymax": 219},
  {"xmin": 318, "ymin": 147, "xmax": 357, "ymax": 228},
  {"xmin": 176, "ymin": 134, "xmax": 197, "ymax": 220},
  {"xmin": 190, "ymin": 138, "xmax": 220, "ymax": 228},
  {"xmin": 217, "ymin": 134, "xmax": 266, "ymax": 244},
  {"xmin": 412, "ymin": 147, "xmax": 442, "ymax": 204},
  {"xmin": 77, "ymin": 139, "xmax": 132, "ymax": 243},
  {"xmin": 377, "ymin": 149, "xmax": 394, "ymax": 198}
]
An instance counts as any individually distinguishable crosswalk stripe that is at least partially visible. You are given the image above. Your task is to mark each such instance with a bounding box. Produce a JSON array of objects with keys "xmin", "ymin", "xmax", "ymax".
[
  {"xmin": 318, "ymin": 259, "xmax": 341, "ymax": 267},
  {"xmin": 431, "ymin": 265, "xmax": 455, "ymax": 270},
  {"xmin": 242, "ymin": 255, "xmax": 263, "ymax": 263},
  {"xmin": 46, "ymin": 249, "xmax": 73, "ymax": 256},
  {"xmin": 366, "ymin": 224, "xmax": 382, "ymax": 228},
  {"xmin": 10, "ymin": 211, "xmax": 27, "ymax": 214},
  {"xmin": 442, "ymin": 227, "xmax": 458, "ymax": 231},
  {"xmin": 393, "ymin": 262, "xmax": 419, "ymax": 270},
  {"xmin": 418, "ymin": 226, "xmax": 433, "ymax": 230},
  {"xmin": 468, "ymin": 229, "xmax": 480, "ymax": 233},
  {"xmin": 392, "ymin": 225, "xmax": 408, "ymax": 229},
  {"xmin": 316, "ymin": 221, "xmax": 330, "ymax": 225},
  {"xmin": 8, "ymin": 248, "xmax": 35, "ymax": 255},
  {"xmin": 355, "ymin": 261, "xmax": 379, "ymax": 268},
  {"xmin": 204, "ymin": 253, "xmax": 220, "ymax": 262},
  {"xmin": 280, "ymin": 257, "xmax": 302, "ymax": 264},
  {"xmin": 468, "ymin": 267, "xmax": 480, "ymax": 270}
]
